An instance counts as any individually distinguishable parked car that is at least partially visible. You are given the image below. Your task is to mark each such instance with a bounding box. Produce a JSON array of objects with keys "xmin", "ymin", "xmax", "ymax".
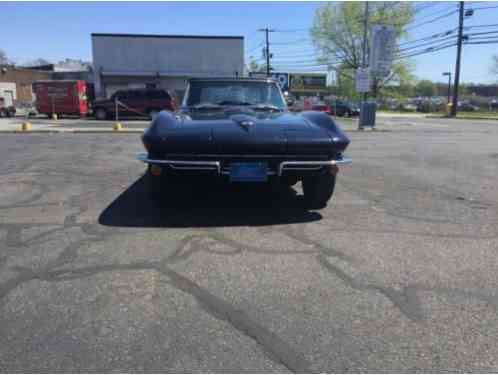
[
  {"xmin": 328, "ymin": 100, "xmax": 360, "ymax": 117},
  {"xmin": 92, "ymin": 89, "xmax": 177, "ymax": 120},
  {"xmin": 32, "ymin": 80, "xmax": 91, "ymax": 118},
  {"xmin": 457, "ymin": 101, "xmax": 479, "ymax": 112},
  {"xmin": 138, "ymin": 77, "xmax": 352, "ymax": 209},
  {"xmin": 311, "ymin": 103, "xmax": 331, "ymax": 113},
  {"xmin": 0, "ymin": 97, "xmax": 16, "ymax": 117},
  {"xmin": 399, "ymin": 102, "xmax": 417, "ymax": 112}
]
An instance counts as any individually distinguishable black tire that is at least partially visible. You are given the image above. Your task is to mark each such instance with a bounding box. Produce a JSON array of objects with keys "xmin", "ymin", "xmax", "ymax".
[
  {"xmin": 302, "ymin": 173, "xmax": 336, "ymax": 209},
  {"xmin": 94, "ymin": 108, "xmax": 108, "ymax": 120},
  {"xmin": 344, "ymin": 110, "xmax": 351, "ymax": 117},
  {"xmin": 145, "ymin": 165, "xmax": 167, "ymax": 201}
]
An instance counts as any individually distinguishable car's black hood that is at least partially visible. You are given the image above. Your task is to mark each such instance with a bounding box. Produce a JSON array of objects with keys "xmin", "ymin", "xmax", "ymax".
[{"xmin": 143, "ymin": 109, "xmax": 350, "ymax": 157}]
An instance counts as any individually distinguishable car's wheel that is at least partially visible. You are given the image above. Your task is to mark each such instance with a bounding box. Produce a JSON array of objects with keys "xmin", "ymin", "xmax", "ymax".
[
  {"xmin": 302, "ymin": 172, "xmax": 336, "ymax": 209},
  {"xmin": 145, "ymin": 164, "xmax": 167, "ymax": 200},
  {"xmin": 94, "ymin": 108, "xmax": 108, "ymax": 120},
  {"xmin": 344, "ymin": 110, "xmax": 351, "ymax": 117},
  {"xmin": 148, "ymin": 109, "xmax": 160, "ymax": 119}
]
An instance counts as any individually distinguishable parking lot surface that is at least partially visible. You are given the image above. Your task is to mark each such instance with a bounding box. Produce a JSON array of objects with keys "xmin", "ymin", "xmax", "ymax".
[{"xmin": 1, "ymin": 117, "xmax": 498, "ymax": 372}]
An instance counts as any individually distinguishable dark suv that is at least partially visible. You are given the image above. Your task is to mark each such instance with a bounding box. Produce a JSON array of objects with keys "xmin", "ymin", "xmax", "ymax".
[
  {"xmin": 92, "ymin": 89, "xmax": 177, "ymax": 120},
  {"xmin": 328, "ymin": 100, "xmax": 360, "ymax": 117}
]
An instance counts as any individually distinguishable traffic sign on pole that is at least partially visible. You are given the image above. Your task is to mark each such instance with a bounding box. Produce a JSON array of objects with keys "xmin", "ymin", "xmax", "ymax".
[
  {"xmin": 355, "ymin": 68, "xmax": 370, "ymax": 93},
  {"xmin": 370, "ymin": 25, "xmax": 396, "ymax": 78}
]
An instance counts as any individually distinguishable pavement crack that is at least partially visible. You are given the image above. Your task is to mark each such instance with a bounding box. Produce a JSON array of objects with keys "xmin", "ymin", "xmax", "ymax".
[
  {"xmin": 317, "ymin": 254, "xmax": 425, "ymax": 322},
  {"xmin": 159, "ymin": 265, "xmax": 312, "ymax": 373},
  {"xmin": 0, "ymin": 256, "xmax": 311, "ymax": 373}
]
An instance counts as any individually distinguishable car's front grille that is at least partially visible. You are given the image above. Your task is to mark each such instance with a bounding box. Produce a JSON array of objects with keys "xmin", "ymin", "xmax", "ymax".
[
  {"xmin": 162, "ymin": 154, "xmax": 329, "ymax": 175},
  {"xmin": 163, "ymin": 154, "xmax": 329, "ymax": 161},
  {"xmin": 138, "ymin": 152, "xmax": 352, "ymax": 177}
]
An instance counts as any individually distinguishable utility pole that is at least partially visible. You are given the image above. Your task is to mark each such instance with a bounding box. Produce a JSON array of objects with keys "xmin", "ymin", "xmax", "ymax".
[
  {"xmin": 361, "ymin": 1, "xmax": 369, "ymax": 103},
  {"xmin": 442, "ymin": 72, "xmax": 451, "ymax": 104},
  {"xmin": 450, "ymin": 1, "xmax": 465, "ymax": 117},
  {"xmin": 258, "ymin": 28, "xmax": 274, "ymax": 77}
]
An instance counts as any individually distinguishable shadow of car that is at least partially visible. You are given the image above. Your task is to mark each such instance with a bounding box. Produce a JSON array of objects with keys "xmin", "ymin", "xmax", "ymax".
[{"xmin": 99, "ymin": 175, "xmax": 323, "ymax": 228}]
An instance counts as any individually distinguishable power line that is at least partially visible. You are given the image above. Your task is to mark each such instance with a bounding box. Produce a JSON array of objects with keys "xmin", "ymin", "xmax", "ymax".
[
  {"xmin": 471, "ymin": 4, "xmax": 498, "ymax": 11},
  {"xmin": 464, "ymin": 40, "xmax": 498, "ymax": 45},
  {"xmin": 245, "ymin": 41, "xmax": 264, "ymax": 56},
  {"xmin": 272, "ymin": 61, "xmax": 341, "ymax": 69},
  {"xmin": 396, "ymin": 42, "xmax": 457, "ymax": 60},
  {"xmin": 272, "ymin": 28, "xmax": 310, "ymax": 33},
  {"xmin": 398, "ymin": 34, "xmax": 457, "ymax": 52},
  {"xmin": 270, "ymin": 38, "xmax": 312, "ymax": 46},
  {"xmin": 399, "ymin": 28, "xmax": 457, "ymax": 47},
  {"xmin": 405, "ymin": 9, "xmax": 458, "ymax": 31},
  {"xmin": 465, "ymin": 30, "xmax": 498, "ymax": 37},
  {"xmin": 465, "ymin": 23, "xmax": 498, "ymax": 29},
  {"xmin": 244, "ymin": 30, "xmax": 260, "ymax": 43},
  {"xmin": 406, "ymin": 3, "xmax": 457, "ymax": 25},
  {"xmin": 266, "ymin": 51, "xmax": 318, "ymax": 59}
]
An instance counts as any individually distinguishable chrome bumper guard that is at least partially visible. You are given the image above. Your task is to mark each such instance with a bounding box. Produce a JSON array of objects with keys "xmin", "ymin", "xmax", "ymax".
[{"xmin": 137, "ymin": 153, "xmax": 351, "ymax": 177}]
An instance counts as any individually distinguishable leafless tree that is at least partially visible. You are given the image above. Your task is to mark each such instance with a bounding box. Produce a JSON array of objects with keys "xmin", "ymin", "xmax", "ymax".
[{"xmin": 0, "ymin": 49, "xmax": 9, "ymax": 65}]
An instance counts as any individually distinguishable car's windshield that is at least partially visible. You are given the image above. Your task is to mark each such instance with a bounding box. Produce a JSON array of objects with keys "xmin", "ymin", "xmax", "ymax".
[{"xmin": 185, "ymin": 80, "xmax": 286, "ymax": 109}]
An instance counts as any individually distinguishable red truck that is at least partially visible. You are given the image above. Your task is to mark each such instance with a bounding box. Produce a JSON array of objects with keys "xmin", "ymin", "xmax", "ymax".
[{"xmin": 32, "ymin": 80, "xmax": 92, "ymax": 118}]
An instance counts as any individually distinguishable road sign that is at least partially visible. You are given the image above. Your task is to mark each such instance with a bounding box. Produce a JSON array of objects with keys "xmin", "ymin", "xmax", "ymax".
[
  {"xmin": 355, "ymin": 68, "xmax": 370, "ymax": 93},
  {"xmin": 370, "ymin": 25, "xmax": 396, "ymax": 78},
  {"xmin": 271, "ymin": 73, "xmax": 289, "ymax": 92},
  {"xmin": 289, "ymin": 73, "xmax": 327, "ymax": 92}
]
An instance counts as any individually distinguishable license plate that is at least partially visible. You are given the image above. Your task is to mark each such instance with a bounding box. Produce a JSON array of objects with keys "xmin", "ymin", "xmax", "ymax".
[{"xmin": 230, "ymin": 162, "xmax": 268, "ymax": 182}]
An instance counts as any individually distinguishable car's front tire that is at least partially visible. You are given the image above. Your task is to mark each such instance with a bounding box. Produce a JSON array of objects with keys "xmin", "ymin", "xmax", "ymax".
[{"xmin": 302, "ymin": 172, "xmax": 336, "ymax": 209}]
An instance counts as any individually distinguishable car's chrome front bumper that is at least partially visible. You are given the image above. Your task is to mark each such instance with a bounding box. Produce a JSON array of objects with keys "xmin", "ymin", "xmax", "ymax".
[{"xmin": 137, "ymin": 153, "xmax": 352, "ymax": 177}]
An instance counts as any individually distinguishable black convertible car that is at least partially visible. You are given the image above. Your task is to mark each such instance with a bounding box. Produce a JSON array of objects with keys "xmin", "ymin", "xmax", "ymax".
[{"xmin": 138, "ymin": 78, "xmax": 351, "ymax": 208}]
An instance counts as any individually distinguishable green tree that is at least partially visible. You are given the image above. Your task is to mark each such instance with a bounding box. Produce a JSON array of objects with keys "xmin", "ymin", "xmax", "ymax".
[
  {"xmin": 311, "ymin": 2, "xmax": 416, "ymax": 97},
  {"xmin": 415, "ymin": 79, "xmax": 436, "ymax": 97},
  {"xmin": 491, "ymin": 55, "xmax": 498, "ymax": 79},
  {"xmin": 247, "ymin": 58, "xmax": 266, "ymax": 74}
]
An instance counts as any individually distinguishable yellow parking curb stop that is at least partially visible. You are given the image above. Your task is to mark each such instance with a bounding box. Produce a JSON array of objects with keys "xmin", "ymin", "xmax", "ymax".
[{"xmin": 21, "ymin": 122, "xmax": 32, "ymax": 131}]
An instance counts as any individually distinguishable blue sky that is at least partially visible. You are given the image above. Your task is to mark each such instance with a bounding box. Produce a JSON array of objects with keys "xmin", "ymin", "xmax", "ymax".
[{"xmin": 1, "ymin": 1, "xmax": 497, "ymax": 83}]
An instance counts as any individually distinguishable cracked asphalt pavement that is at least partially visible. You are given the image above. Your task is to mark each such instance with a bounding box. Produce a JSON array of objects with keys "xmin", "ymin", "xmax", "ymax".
[{"xmin": 0, "ymin": 117, "xmax": 498, "ymax": 372}]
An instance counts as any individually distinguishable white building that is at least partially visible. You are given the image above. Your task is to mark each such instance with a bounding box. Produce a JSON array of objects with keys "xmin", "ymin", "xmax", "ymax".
[{"xmin": 91, "ymin": 33, "xmax": 244, "ymax": 98}]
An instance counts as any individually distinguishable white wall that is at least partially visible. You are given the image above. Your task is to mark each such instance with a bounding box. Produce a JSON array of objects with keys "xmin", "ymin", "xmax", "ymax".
[
  {"xmin": 0, "ymin": 82, "xmax": 17, "ymax": 106},
  {"xmin": 92, "ymin": 34, "xmax": 244, "ymax": 97}
]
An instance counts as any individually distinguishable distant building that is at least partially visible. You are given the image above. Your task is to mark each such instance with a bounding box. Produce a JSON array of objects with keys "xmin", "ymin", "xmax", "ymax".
[
  {"xmin": 91, "ymin": 33, "xmax": 244, "ymax": 98},
  {"xmin": 54, "ymin": 58, "xmax": 92, "ymax": 72},
  {"xmin": 0, "ymin": 65, "xmax": 51, "ymax": 105},
  {"xmin": 22, "ymin": 59, "xmax": 94, "ymax": 83}
]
